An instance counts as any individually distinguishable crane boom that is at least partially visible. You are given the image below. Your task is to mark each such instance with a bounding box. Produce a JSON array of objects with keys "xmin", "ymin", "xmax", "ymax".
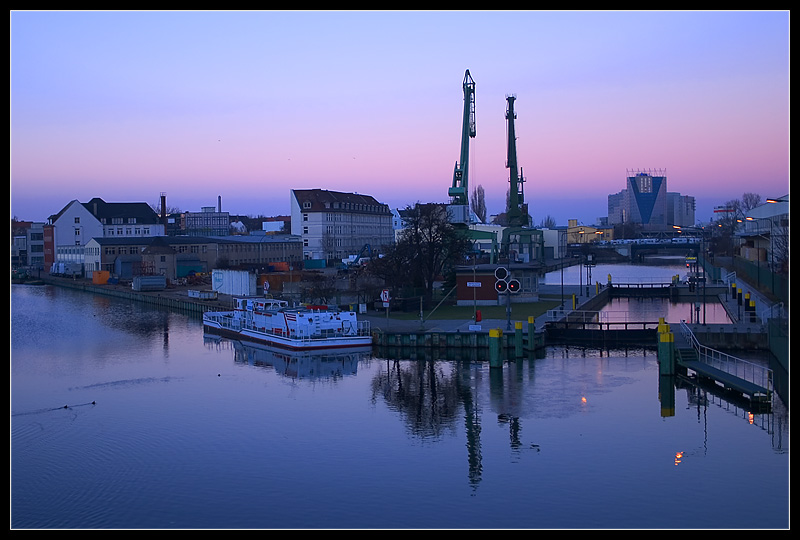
[
  {"xmin": 448, "ymin": 70, "xmax": 476, "ymax": 209},
  {"xmin": 505, "ymin": 95, "xmax": 528, "ymax": 228}
]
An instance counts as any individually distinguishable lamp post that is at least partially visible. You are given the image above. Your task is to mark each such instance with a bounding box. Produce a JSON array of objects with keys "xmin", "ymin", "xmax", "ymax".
[{"xmin": 674, "ymin": 225, "xmax": 707, "ymax": 325}]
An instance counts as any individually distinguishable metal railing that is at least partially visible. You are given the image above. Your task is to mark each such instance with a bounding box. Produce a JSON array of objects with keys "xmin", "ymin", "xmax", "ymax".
[
  {"xmin": 204, "ymin": 311, "xmax": 371, "ymax": 341},
  {"xmin": 679, "ymin": 321, "xmax": 773, "ymax": 395},
  {"xmin": 546, "ymin": 309, "xmax": 665, "ymax": 323}
]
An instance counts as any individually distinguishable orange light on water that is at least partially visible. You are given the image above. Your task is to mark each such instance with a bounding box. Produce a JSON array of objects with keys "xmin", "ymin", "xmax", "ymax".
[{"xmin": 675, "ymin": 451, "xmax": 684, "ymax": 466}]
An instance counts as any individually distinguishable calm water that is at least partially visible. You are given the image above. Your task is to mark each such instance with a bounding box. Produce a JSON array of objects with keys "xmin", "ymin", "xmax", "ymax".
[
  {"xmin": 11, "ymin": 279, "xmax": 789, "ymax": 529},
  {"xmin": 544, "ymin": 259, "xmax": 733, "ymax": 324}
]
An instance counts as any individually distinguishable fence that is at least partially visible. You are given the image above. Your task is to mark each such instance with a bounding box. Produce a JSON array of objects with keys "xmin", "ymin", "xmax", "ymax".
[{"xmin": 679, "ymin": 321, "xmax": 773, "ymax": 396}]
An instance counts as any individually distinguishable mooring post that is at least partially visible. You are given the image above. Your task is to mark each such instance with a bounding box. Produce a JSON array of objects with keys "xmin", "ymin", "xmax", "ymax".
[
  {"xmin": 657, "ymin": 322, "xmax": 675, "ymax": 376},
  {"xmin": 527, "ymin": 316, "xmax": 536, "ymax": 352},
  {"xmin": 489, "ymin": 328, "xmax": 502, "ymax": 368},
  {"xmin": 514, "ymin": 321, "xmax": 523, "ymax": 357}
]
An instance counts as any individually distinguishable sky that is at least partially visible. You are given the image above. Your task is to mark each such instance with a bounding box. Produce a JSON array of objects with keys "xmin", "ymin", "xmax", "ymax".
[{"xmin": 10, "ymin": 10, "xmax": 790, "ymax": 226}]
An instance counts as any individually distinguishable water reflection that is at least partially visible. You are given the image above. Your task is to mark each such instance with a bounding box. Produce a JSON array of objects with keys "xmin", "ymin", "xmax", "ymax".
[
  {"xmin": 600, "ymin": 297, "xmax": 732, "ymax": 324},
  {"xmin": 204, "ymin": 335, "xmax": 369, "ymax": 380},
  {"xmin": 12, "ymin": 285, "xmax": 789, "ymax": 528}
]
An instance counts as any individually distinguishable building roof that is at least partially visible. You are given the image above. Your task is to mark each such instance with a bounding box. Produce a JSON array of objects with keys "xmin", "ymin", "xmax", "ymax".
[
  {"xmin": 292, "ymin": 189, "xmax": 391, "ymax": 214},
  {"xmin": 50, "ymin": 197, "xmax": 160, "ymax": 224},
  {"xmin": 82, "ymin": 197, "xmax": 160, "ymax": 223}
]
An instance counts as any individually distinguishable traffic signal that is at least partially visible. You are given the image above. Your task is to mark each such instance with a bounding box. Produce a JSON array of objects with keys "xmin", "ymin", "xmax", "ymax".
[{"xmin": 493, "ymin": 266, "xmax": 520, "ymax": 294}]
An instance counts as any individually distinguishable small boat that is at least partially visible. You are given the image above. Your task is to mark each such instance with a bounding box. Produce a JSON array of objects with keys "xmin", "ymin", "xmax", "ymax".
[{"xmin": 203, "ymin": 297, "xmax": 372, "ymax": 351}]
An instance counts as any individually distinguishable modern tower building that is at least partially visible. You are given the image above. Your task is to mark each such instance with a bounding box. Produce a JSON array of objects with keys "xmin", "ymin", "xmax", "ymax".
[{"xmin": 607, "ymin": 169, "xmax": 694, "ymax": 231}]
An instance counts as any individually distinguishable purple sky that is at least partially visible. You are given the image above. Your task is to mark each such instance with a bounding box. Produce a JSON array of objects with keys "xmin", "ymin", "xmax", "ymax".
[{"xmin": 11, "ymin": 10, "xmax": 789, "ymax": 226}]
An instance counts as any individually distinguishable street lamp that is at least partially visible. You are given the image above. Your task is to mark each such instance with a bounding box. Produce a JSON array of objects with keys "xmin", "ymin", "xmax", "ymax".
[{"xmin": 673, "ymin": 225, "xmax": 707, "ymax": 324}]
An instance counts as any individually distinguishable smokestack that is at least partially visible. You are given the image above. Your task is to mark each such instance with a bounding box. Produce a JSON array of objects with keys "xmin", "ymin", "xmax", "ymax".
[
  {"xmin": 160, "ymin": 192, "xmax": 167, "ymax": 229},
  {"xmin": 218, "ymin": 195, "xmax": 222, "ymax": 213}
]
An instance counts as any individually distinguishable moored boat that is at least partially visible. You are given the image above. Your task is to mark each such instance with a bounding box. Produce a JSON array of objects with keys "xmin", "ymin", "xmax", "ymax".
[{"xmin": 203, "ymin": 297, "xmax": 372, "ymax": 351}]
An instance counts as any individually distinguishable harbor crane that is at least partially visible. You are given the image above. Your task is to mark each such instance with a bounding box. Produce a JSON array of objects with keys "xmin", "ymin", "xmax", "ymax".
[
  {"xmin": 504, "ymin": 95, "xmax": 528, "ymax": 228},
  {"xmin": 448, "ymin": 69, "xmax": 476, "ymax": 224},
  {"xmin": 501, "ymin": 94, "xmax": 542, "ymax": 263}
]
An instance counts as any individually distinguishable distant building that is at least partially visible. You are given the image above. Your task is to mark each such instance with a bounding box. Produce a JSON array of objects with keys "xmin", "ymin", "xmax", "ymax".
[
  {"xmin": 183, "ymin": 206, "xmax": 230, "ymax": 236},
  {"xmin": 84, "ymin": 234, "xmax": 302, "ymax": 281},
  {"xmin": 566, "ymin": 219, "xmax": 613, "ymax": 244},
  {"xmin": 667, "ymin": 193, "xmax": 696, "ymax": 228},
  {"xmin": 737, "ymin": 195, "xmax": 789, "ymax": 273},
  {"xmin": 11, "ymin": 220, "xmax": 46, "ymax": 269},
  {"xmin": 290, "ymin": 189, "xmax": 394, "ymax": 262},
  {"xmin": 48, "ymin": 197, "xmax": 165, "ymax": 269},
  {"xmin": 607, "ymin": 169, "xmax": 694, "ymax": 231}
]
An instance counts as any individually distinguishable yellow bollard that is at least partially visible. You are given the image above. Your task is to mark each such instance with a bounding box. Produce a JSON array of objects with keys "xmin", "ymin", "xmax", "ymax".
[{"xmin": 658, "ymin": 330, "xmax": 675, "ymax": 375}]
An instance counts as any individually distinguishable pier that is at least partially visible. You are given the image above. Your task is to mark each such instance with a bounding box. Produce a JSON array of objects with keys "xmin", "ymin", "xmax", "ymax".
[{"xmin": 658, "ymin": 320, "xmax": 773, "ymax": 410}]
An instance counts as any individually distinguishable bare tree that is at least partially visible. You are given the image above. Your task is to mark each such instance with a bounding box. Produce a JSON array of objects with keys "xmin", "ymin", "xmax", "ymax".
[
  {"xmin": 371, "ymin": 202, "xmax": 472, "ymax": 307},
  {"xmin": 538, "ymin": 215, "xmax": 557, "ymax": 229},
  {"xmin": 470, "ymin": 184, "xmax": 487, "ymax": 224}
]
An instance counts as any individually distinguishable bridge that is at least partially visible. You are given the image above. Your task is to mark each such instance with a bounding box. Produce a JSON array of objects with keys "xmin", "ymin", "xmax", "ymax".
[
  {"xmin": 569, "ymin": 238, "xmax": 700, "ymax": 262},
  {"xmin": 607, "ymin": 281, "xmax": 673, "ymax": 297}
]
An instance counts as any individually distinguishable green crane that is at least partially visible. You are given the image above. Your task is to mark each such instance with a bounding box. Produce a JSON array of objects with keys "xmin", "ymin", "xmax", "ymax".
[
  {"xmin": 504, "ymin": 95, "xmax": 528, "ymax": 228},
  {"xmin": 448, "ymin": 69, "xmax": 476, "ymax": 214},
  {"xmin": 501, "ymin": 94, "xmax": 542, "ymax": 263}
]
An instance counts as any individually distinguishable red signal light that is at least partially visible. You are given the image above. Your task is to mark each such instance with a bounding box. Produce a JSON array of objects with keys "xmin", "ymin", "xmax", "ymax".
[
  {"xmin": 507, "ymin": 279, "xmax": 520, "ymax": 293},
  {"xmin": 495, "ymin": 280, "xmax": 507, "ymax": 293}
]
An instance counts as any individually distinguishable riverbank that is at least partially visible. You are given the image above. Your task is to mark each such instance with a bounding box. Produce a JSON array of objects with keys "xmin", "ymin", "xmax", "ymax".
[{"xmin": 30, "ymin": 267, "xmax": 784, "ymax": 356}]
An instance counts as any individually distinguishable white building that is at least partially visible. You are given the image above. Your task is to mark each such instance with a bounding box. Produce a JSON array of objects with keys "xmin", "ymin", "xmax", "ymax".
[
  {"xmin": 48, "ymin": 197, "xmax": 165, "ymax": 271},
  {"xmin": 738, "ymin": 195, "xmax": 789, "ymax": 273},
  {"xmin": 290, "ymin": 189, "xmax": 394, "ymax": 262}
]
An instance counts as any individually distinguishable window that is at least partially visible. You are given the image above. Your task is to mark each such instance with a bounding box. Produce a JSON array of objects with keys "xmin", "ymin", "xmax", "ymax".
[{"xmin": 74, "ymin": 217, "xmax": 80, "ymax": 224}]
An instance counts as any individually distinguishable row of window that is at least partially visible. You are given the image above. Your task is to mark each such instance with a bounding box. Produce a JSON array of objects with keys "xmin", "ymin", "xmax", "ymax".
[
  {"xmin": 301, "ymin": 200, "xmax": 389, "ymax": 213},
  {"xmin": 105, "ymin": 227, "xmax": 152, "ymax": 236},
  {"xmin": 92, "ymin": 242, "xmax": 299, "ymax": 256},
  {"xmin": 76, "ymin": 216, "xmax": 139, "ymax": 225}
]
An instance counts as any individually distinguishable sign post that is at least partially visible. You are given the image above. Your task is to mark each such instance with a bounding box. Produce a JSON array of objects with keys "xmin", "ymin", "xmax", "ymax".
[{"xmin": 380, "ymin": 289, "xmax": 390, "ymax": 319}]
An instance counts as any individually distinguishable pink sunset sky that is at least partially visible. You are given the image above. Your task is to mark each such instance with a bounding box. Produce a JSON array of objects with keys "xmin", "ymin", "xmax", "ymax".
[{"xmin": 11, "ymin": 10, "xmax": 789, "ymax": 226}]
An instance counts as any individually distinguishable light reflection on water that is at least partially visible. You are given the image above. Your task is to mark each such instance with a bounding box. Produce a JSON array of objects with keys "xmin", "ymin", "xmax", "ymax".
[{"xmin": 10, "ymin": 284, "xmax": 789, "ymax": 529}]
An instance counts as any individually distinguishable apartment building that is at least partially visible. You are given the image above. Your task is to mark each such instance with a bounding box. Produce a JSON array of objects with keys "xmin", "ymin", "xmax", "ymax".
[{"xmin": 290, "ymin": 189, "xmax": 394, "ymax": 262}]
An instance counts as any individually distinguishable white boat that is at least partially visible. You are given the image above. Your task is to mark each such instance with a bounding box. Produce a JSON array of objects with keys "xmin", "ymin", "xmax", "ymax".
[{"xmin": 203, "ymin": 297, "xmax": 372, "ymax": 351}]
